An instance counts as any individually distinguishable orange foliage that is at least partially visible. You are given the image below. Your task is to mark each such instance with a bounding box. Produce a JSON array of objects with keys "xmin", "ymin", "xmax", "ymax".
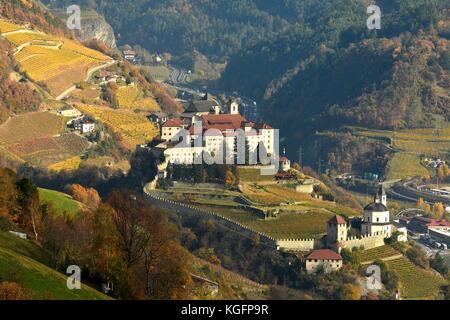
[
  {"xmin": 0, "ymin": 282, "xmax": 29, "ymax": 300},
  {"xmin": 66, "ymin": 184, "xmax": 101, "ymax": 209}
]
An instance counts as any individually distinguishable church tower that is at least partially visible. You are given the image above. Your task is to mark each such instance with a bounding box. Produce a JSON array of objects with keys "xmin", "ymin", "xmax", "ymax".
[
  {"xmin": 228, "ymin": 99, "xmax": 239, "ymax": 115},
  {"xmin": 362, "ymin": 186, "xmax": 391, "ymax": 237},
  {"xmin": 374, "ymin": 185, "xmax": 387, "ymax": 206},
  {"xmin": 327, "ymin": 215, "xmax": 347, "ymax": 249}
]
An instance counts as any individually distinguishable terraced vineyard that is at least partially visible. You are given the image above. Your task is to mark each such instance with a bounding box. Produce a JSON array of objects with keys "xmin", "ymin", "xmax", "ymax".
[
  {"xmin": 0, "ymin": 19, "xmax": 24, "ymax": 33},
  {"xmin": 241, "ymin": 183, "xmax": 360, "ymax": 217},
  {"xmin": 352, "ymin": 125, "xmax": 450, "ymax": 179},
  {"xmin": 76, "ymin": 104, "xmax": 159, "ymax": 149},
  {"xmin": 116, "ymin": 85, "xmax": 160, "ymax": 111},
  {"xmin": 0, "ymin": 19, "xmax": 112, "ymax": 97},
  {"xmin": 0, "ymin": 112, "xmax": 88, "ymax": 166},
  {"xmin": 197, "ymin": 205, "xmax": 333, "ymax": 239},
  {"xmin": 357, "ymin": 245, "xmax": 400, "ymax": 263},
  {"xmin": 0, "ymin": 112, "xmax": 65, "ymax": 143},
  {"xmin": 236, "ymin": 166, "xmax": 276, "ymax": 182},
  {"xmin": 386, "ymin": 257, "xmax": 445, "ymax": 299}
]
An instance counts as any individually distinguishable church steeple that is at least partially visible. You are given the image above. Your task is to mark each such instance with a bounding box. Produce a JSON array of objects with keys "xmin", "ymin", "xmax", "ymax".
[{"xmin": 374, "ymin": 185, "xmax": 387, "ymax": 206}]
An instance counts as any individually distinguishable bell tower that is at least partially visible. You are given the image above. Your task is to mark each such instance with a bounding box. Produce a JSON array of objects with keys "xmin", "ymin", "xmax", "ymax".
[
  {"xmin": 228, "ymin": 99, "xmax": 239, "ymax": 115},
  {"xmin": 375, "ymin": 185, "xmax": 387, "ymax": 206}
]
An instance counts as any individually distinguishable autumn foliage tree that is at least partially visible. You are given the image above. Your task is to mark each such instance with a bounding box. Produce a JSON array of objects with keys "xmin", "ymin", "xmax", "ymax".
[
  {"xmin": 39, "ymin": 188, "xmax": 191, "ymax": 299},
  {"xmin": 66, "ymin": 184, "xmax": 101, "ymax": 209},
  {"xmin": 0, "ymin": 282, "xmax": 29, "ymax": 300},
  {"xmin": 0, "ymin": 168, "xmax": 41, "ymax": 239},
  {"xmin": 104, "ymin": 190, "xmax": 191, "ymax": 299}
]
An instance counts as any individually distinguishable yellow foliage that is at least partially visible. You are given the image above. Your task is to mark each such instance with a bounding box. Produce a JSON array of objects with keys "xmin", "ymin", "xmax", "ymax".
[
  {"xmin": 76, "ymin": 105, "xmax": 159, "ymax": 149},
  {"xmin": 0, "ymin": 20, "xmax": 23, "ymax": 33},
  {"xmin": 48, "ymin": 156, "xmax": 82, "ymax": 172},
  {"xmin": 0, "ymin": 19, "xmax": 111, "ymax": 96},
  {"xmin": 116, "ymin": 85, "xmax": 160, "ymax": 111}
]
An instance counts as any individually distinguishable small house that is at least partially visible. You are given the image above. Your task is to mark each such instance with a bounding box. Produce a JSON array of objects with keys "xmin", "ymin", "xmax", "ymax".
[
  {"xmin": 74, "ymin": 118, "xmax": 95, "ymax": 134},
  {"xmin": 305, "ymin": 249, "xmax": 343, "ymax": 274},
  {"xmin": 279, "ymin": 156, "xmax": 291, "ymax": 172},
  {"xmin": 123, "ymin": 49, "xmax": 136, "ymax": 62}
]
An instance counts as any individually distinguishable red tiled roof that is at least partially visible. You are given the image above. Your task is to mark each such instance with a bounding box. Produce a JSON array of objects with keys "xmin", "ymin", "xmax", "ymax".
[
  {"xmin": 410, "ymin": 216, "xmax": 450, "ymax": 227},
  {"xmin": 306, "ymin": 249, "xmax": 342, "ymax": 261},
  {"xmin": 201, "ymin": 114, "xmax": 246, "ymax": 132},
  {"xmin": 279, "ymin": 156, "xmax": 289, "ymax": 162},
  {"xmin": 328, "ymin": 215, "xmax": 346, "ymax": 225},
  {"xmin": 162, "ymin": 119, "xmax": 184, "ymax": 128}
]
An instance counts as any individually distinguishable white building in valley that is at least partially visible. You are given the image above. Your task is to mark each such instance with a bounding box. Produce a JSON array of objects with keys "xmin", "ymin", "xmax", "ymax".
[
  {"xmin": 361, "ymin": 186, "xmax": 392, "ymax": 237},
  {"xmin": 73, "ymin": 118, "xmax": 95, "ymax": 134},
  {"xmin": 161, "ymin": 102, "xmax": 277, "ymax": 165}
]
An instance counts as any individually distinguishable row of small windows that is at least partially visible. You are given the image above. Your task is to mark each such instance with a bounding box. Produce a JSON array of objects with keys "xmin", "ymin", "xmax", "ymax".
[{"xmin": 366, "ymin": 217, "xmax": 388, "ymax": 222}]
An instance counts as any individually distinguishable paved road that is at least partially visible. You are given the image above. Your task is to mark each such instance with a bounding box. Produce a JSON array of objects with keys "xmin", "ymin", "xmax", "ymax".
[
  {"xmin": 170, "ymin": 67, "xmax": 188, "ymax": 84},
  {"xmin": 384, "ymin": 178, "xmax": 450, "ymax": 205}
]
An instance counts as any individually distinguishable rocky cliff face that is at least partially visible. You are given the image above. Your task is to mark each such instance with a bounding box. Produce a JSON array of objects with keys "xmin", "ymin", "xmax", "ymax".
[
  {"xmin": 79, "ymin": 10, "xmax": 117, "ymax": 48},
  {"xmin": 50, "ymin": 9, "xmax": 117, "ymax": 48}
]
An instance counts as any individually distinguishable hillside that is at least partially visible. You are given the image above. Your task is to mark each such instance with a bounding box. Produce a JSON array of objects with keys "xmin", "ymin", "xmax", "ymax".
[
  {"xmin": 38, "ymin": 188, "xmax": 83, "ymax": 217},
  {"xmin": 0, "ymin": 36, "xmax": 42, "ymax": 124},
  {"xmin": 42, "ymin": 0, "xmax": 300, "ymax": 58},
  {"xmin": 356, "ymin": 245, "xmax": 446, "ymax": 299},
  {"xmin": 221, "ymin": 0, "xmax": 450, "ymax": 176},
  {"xmin": 0, "ymin": 19, "xmax": 113, "ymax": 98},
  {"xmin": 0, "ymin": 231, "xmax": 109, "ymax": 299},
  {"xmin": 0, "ymin": 111, "xmax": 89, "ymax": 168}
]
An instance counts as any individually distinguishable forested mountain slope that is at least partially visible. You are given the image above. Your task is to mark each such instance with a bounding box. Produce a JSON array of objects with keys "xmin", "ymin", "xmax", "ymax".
[{"xmin": 219, "ymin": 0, "xmax": 449, "ymax": 168}]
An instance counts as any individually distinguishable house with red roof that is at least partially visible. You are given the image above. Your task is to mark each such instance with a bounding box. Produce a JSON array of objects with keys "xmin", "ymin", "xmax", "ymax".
[
  {"xmin": 161, "ymin": 118, "xmax": 186, "ymax": 142},
  {"xmin": 408, "ymin": 216, "xmax": 450, "ymax": 234},
  {"xmin": 305, "ymin": 249, "xmax": 343, "ymax": 274}
]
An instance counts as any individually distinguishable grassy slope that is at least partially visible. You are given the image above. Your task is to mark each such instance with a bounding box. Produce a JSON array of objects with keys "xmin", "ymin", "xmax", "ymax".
[
  {"xmin": 38, "ymin": 188, "xmax": 82, "ymax": 216},
  {"xmin": 0, "ymin": 231, "xmax": 109, "ymax": 300}
]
